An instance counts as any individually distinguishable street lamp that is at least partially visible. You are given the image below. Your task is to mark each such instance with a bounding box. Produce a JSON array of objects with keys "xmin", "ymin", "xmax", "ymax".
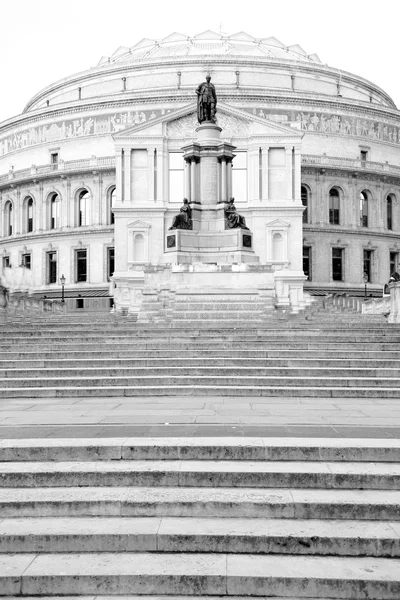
[
  {"xmin": 363, "ymin": 273, "xmax": 368, "ymax": 300},
  {"xmin": 60, "ymin": 274, "xmax": 66, "ymax": 303}
]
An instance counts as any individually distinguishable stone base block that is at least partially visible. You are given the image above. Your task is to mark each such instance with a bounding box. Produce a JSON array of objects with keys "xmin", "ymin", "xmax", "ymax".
[{"xmin": 164, "ymin": 229, "xmax": 257, "ymax": 264}]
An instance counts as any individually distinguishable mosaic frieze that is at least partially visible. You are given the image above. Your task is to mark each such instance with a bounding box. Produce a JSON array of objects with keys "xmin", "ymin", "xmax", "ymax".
[
  {"xmin": 1, "ymin": 104, "xmax": 400, "ymax": 157},
  {"xmin": 0, "ymin": 108, "xmax": 168, "ymax": 156},
  {"xmin": 245, "ymin": 107, "xmax": 400, "ymax": 144}
]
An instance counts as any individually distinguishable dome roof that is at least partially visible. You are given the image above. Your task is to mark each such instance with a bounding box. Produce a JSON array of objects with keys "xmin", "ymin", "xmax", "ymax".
[{"xmin": 96, "ymin": 30, "xmax": 322, "ymax": 67}]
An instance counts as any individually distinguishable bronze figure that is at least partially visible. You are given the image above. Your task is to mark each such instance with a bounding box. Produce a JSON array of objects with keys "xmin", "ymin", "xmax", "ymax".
[
  {"xmin": 169, "ymin": 198, "xmax": 192, "ymax": 230},
  {"xmin": 225, "ymin": 198, "xmax": 249, "ymax": 230},
  {"xmin": 196, "ymin": 76, "xmax": 217, "ymax": 124}
]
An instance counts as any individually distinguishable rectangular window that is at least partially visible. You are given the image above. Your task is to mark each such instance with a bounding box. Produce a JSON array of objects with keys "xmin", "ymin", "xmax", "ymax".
[
  {"xmin": 76, "ymin": 299, "xmax": 84, "ymax": 309},
  {"xmin": 107, "ymin": 247, "xmax": 115, "ymax": 280},
  {"xmin": 332, "ymin": 247, "xmax": 343, "ymax": 281},
  {"xmin": 22, "ymin": 253, "xmax": 31, "ymax": 269},
  {"xmin": 50, "ymin": 153, "xmax": 59, "ymax": 170},
  {"xmin": 47, "ymin": 251, "xmax": 57, "ymax": 284},
  {"xmin": 169, "ymin": 153, "xmax": 185, "ymax": 202},
  {"xmin": 232, "ymin": 151, "xmax": 248, "ymax": 201},
  {"xmin": 360, "ymin": 150, "xmax": 368, "ymax": 162},
  {"xmin": 75, "ymin": 249, "xmax": 87, "ymax": 282},
  {"xmin": 303, "ymin": 246, "xmax": 312, "ymax": 280},
  {"xmin": 363, "ymin": 249, "xmax": 373, "ymax": 283},
  {"xmin": 2, "ymin": 256, "xmax": 10, "ymax": 269},
  {"xmin": 390, "ymin": 252, "xmax": 398, "ymax": 276},
  {"xmin": 268, "ymin": 148, "xmax": 285, "ymax": 200}
]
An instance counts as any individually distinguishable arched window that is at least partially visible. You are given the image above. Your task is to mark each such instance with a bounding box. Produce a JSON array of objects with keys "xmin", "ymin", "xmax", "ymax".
[
  {"xmin": 301, "ymin": 186, "xmax": 309, "ymax": 224},
  {"xmin": 387, "ymin": 194, "xmax": 394, "ymax": 230},
  {"xmin": 78, "ymin": 190, "xmax": 89, "ymax": 227},
  {"xmin": 50, "ymin": 193, "xmax": 60, "ymax": 230},
  {"xmin": 4, "ymin": 201, "xmax": 13, "ymax": 236},
  {"xmin": 27, "ymin": 197, "xmax": 33, "ymax": 233},
  {"xmin": 329, "ymin": 188, "xmax": 340, "ymax": 225},
  {"xmin": 109, "ymin": 187, "xmax": 116, "ymax": 225},
  {"xmin": 360, "ymin": 191, "xmax": 369, "ymax": 227},
  {"xmin": 272, "ymin": 233, "xmax": 283, "ymax": 261}
]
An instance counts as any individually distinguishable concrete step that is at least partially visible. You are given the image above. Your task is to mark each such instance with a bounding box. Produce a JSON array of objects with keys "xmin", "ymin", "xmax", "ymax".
[
  {"xmin": 2, "ymin": 437, "xmax": 399, "ymax": 463},
  {"xmin": 1, "ymin": 375, "xmax": 399, "ymax": 389},
  {"xmin": 2, "ymin": 367, "xmax": 399, "ymax": 379},
  {"xmin": 0, "ymin": 459, "xmax": 399, "ymax": 489},
  {"xmin": 1, "ymin": 385, "xmax": 400, "ymax": 398},
  {"xmin": 3, "ymin": 349, "xmax": 400, "ymax": 360},
  {"xmin": 2, "ymin": 551, "xmax": 400, "ymax": 597},
  {"xmin": 1, "ymin": 486, "xmax": 400, "ymax": 519},
  {"xmin": 0, "ymin": 516, "xmax": 399, "ymax": 557},
  {"xmin": 1, "ymin": 357, "xmax": 400, "ymax": 368}
]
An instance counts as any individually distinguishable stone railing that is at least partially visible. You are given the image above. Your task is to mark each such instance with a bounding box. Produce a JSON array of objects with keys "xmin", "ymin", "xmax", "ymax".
[
  {"xmin": 324, "ymin": 294, "xmax": 364, "ymax": 313},
  {"xmin": 302, "ymin": 154, "xmax": 400, "ymax": 178},
  {"xmin": 0, "ymin": 156, "xmax": 116, "ymax": 187},
  {"xmin": 0, "ymin": 295, "xmax": 66, "ymax": 322}
]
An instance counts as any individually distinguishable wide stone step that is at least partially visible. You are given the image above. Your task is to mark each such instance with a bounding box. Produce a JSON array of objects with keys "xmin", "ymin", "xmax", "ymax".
[
  {"xmin": 2, "ymin": 367, "xmax": 399, "ymax": 379},
  {"xmin": 0, "ymin": 460, "xmax": 399, "ymax": 489},
  {"xmin": 0, "ymin": 516, "xmax": 399, "ymax": 557},
  {"xmin": 1, "ymin": 486, "xmax": 400, "ymax": 519},
  {"xmin": 3, "ymin": 349, "xmax": 400, "ymax": 360},
  {"xmin": 1, "ymin": 552, "xmax": 400, "ymax": 597},
  {"xmin": 2, "ymin": 437, "xmax": 399, "ymax": 463},
  {"xmin": 1, "ymin": 375, "xmax": 399, "ymax": 389},
  {"xmin": 1, "ymin": 385, "xmax": 399, "ymax": 398},
  {"xmin": 1, "ymin": 357, "xmax": 399, "ymax": 369}
]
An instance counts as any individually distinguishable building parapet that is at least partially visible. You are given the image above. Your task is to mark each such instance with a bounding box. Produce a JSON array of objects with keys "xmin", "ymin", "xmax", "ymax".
[
  {"xmin": 302, "ymin": 154, "xmax": 400, "ymax": 178},
  {"xmin": 3, "ymin": 153, "xmax": 400, "ymax": 190},
  {"xmin": 0, "ymin": 156, "xmax": 115, "ymax": 189}
]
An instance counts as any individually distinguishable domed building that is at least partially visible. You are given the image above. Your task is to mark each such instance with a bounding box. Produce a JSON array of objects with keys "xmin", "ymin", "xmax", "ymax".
[{"xmin": 1, "ymin": 31, "xmax": 399, "ymax": 312}]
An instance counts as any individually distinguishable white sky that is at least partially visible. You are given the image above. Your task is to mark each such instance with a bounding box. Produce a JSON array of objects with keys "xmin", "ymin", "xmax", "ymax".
[{"xmin": 1, "ymin": 0, "xmax": 399, "ymax": 124}]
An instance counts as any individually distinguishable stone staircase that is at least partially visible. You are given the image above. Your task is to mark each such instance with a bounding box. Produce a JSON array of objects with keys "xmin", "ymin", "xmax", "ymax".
[
  {"xmin": 0, "ymin": 437, "xmax": 400, "ymax": 597},
  {"xmin": 0, "ymin": 311, "xmax": 396, "ymax": 398}
]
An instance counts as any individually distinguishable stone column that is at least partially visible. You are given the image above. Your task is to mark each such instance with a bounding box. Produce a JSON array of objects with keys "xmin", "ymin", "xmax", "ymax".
[
  {"xmin": 263, "ymin": 146, "xmax": 269, "ymax": 201},
  {"xmin": 221, "ymin": 158, "xmax": 227, "ymax": 203},
  {"xmin": 285, "ymin": 146, "xmax": 293, "ymax": 200},
  {"xmin": 227, "ymin": 160, "xmax": 233, "ymax": 200},
  {"xmin": 124, "ymin": 148, "xmax": 131, "ymax": 204},
  {"xmin": 185, "ymin": 159, "xmax": 191, "ymax": 201},
  {"xmin": 147, "ymin": 148, "xmax": 155, "ymax": 203},
  {"xmin": 115, "ymin": 149, "xmax": 123, "ymax": 203},
  {"xmin": 190, "ymin": 159, "xmax": 196, "ymax": 202},
  {"xmin": 294, "ymin": 147, "xmax": 301, "ymax": 202}
]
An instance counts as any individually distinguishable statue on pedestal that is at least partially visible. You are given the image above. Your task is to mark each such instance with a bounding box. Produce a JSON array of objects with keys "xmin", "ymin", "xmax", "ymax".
[
  {"xmin": 196, "ymin": 76, "xmax": 217, "ymax": 124},
  {"xmin": 169, "ymin": 198, "xmax": 192, "ymax": 230},
  {"xmin": 225, "ymin": 198, "xmax": 249, "ymax": 230}
]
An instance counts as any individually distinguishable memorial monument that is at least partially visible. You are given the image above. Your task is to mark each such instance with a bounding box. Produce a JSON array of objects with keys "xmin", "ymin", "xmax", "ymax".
[{"xmin": 111, "ymin": 76, "xmax": 306, "ymax": 318}]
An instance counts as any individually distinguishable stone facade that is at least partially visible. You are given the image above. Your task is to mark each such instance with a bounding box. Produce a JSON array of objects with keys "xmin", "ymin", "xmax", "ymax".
[{"xmin": 0, "ymin": 31, "xmax": 399, "ymax": 307}]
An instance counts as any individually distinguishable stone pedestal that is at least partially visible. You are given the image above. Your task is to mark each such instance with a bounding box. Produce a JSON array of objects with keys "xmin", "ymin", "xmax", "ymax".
[
  {"xmin": 388, "ymin": 281, "xmax": 400, "ymax": 323},
  {"xmin": 167, "ymin": 122, "xmax": 258, "ymax": 265}
]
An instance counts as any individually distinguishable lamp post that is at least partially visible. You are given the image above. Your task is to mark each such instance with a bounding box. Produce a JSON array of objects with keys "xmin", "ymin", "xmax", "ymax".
[
  {"xmin": 363, "ymin": 273, "xmax": 368, "ymax": 300},
  {"xmin": 60, "ymin": 274, "xmax": 66, "ymax": 303}
]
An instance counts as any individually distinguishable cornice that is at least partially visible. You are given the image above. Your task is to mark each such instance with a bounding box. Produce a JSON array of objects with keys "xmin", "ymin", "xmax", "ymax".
[
  {"xmin": 303, "ymin": 225, "xmax": 400, "ymax": 240},
  {"xmin": 0, "ymin": 226, "xmax": 114, "ymax": 246}
]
